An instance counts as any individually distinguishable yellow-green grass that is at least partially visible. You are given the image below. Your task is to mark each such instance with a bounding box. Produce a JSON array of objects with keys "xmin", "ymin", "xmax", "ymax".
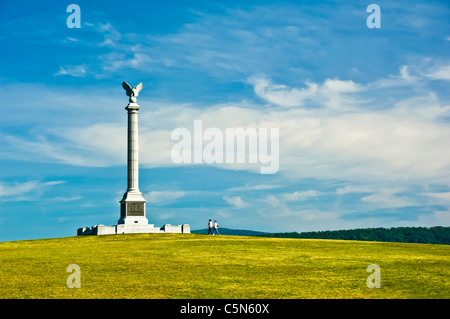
[{"xmin": 0, "ymin": 233, "xmax": 449, "ymax": 299}]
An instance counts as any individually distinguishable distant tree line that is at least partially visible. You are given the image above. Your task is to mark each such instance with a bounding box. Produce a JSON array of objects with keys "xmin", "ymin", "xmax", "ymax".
[{"xmin": 259, "ymin": 226, "xmax": 450, "ymax": 245}]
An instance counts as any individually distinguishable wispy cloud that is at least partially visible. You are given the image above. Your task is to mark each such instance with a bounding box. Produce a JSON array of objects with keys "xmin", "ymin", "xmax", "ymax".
[
  {"xmin": 227, "ymin": 184, "xmax": 281, "ymax": 192},
  {"xmin": 249, "ymin": 76, "xmax": 362, "ymax": 109},
  {"xmin": 0, "ymin": 180, "xmax": 65, "ymax": 201},
  {"xmin": 146, "ymin": 191, "xmax": 186, "ymax": 205},
  {"xmin": 54, "ymin": 64, "xmax": 87, "ymax": 77},
  {"xmin": 361, "ymin": 189, "xmax": 416, "ymax": 209},
  {"xmin": 53, "ymin": 196, "xmax": 82, "ymax": 202},
  {"xmin": 336, "ymin": 185, "xmax": 373, "ymax": 195},
  {"xmin": 223, "ymin": 196, "xmax": 248, "ymax": 208},
  {"xmin": 283, "ymin": 190, "xmax": 321, "ymax": 202},
  {"xmin": 97, "ymin": 22, "xmax": 122, "ymax": 47},
  {"xmin": 0, "ymin": 181, "xmax": 41, "ymax": 197},
  {"xmin": 424, "ymin": 192, "xmax": 450, "ymax": 205},
  {"xmin": 425, "ymin": 63, "xmax": 450, "ymax": 81}
]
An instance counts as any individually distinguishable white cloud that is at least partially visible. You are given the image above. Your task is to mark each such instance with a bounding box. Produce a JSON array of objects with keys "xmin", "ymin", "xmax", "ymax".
[
  {"xmin": 0, "ymin": 180, "xmax": 65, "ymax": 200},
  {"xmin": 227, "ymin": 184, "xmax": 280, "ymax": 192},
  {"xmin": 283, "ymin": 190, "xmax": 320, "ymax": 201},
  {"xmin": 322, "ymin": 78, "xmax": 361, "ymax": 93},
  {"xmin": 425, "ymin": 63, "xmax": 450, "ymax": 80},
  {"xmin": 335, "ymin": 185, "xmax": 419, "ymax": 209},
  {"xmin": 146, "ymin": 191, "xmax": 186, "ymax": 204},
  {"xmin": 53, "ymin": 196, "xmax": 82, "ymax": 202},
  {"xmin": 223, "ymin": 195, "xmax": 248, "ymax": 208},
  {"xmin": 54, "ymin": 64, "xmax": 87, "ymax": 77},
  {"xmin": 101, "ymin": 49, "xmax": 154, "ymax": 72},
  {"xmin": 366, "ymin": 65, "xmax": 421, "ymax": 90},
  {"xmin": 4, "ymin": 135, "xmax": 109, "ymax": 167},
  {"xmin": 248, "ymin": 76, "xmax": 361, "ymax": 108},
  {"xmin": 298, "ymin": 210, "xmax": 339, "ymax": 222},
  {"xmin": 399, "ymin": 65, "xmax": 417, "ymax": 82},
  {"xmin": 425, "ymin": 192, "xmax": 450, "ymax": 200},
  {"xmin": 97, "ymin": 22, "xmax": 122, "ymax": 48},
  {"xmin": 424, "ymin": 192, "xmax": 450, "ymax": 205},
  {"xmin": 256, "ymin": 193, "xmax": 342, "ymax": 230},
  {"xmin": 336, "ymin": 185, "xmax": 373, "ymax": 195},
  {"xmin": 367, "ymin": 62, "xmax": 450, "ymax": 87},
  {"xmin": 0, "ymin": 181, "xmax": 39, "ymax": 197},
  {"xmin": 249, "ymin": 76, "xmax": 319, "ymax": 107},
  {"xmin": 361, "ymin": 189, "xmax": 415, "ymax": 209}
]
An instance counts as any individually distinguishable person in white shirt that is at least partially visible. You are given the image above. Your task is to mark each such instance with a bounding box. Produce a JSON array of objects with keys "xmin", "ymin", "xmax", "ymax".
[
  {"xmin": 208, "ymin": 219, "xmax": 213, "ymax": 235},
  {"xmin": 213, "ymin": 220, "xmax": 219, "ymax": 235}
]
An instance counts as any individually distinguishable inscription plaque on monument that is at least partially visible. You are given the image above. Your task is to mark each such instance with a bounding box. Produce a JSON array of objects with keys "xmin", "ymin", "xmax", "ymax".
[
  {"xmin": 120, "ymin": 202, "xmax": 145, "ymax": 217},
  {"xmin": 127, "ymin": 203, "xmax": 145, "ymax": 216}
]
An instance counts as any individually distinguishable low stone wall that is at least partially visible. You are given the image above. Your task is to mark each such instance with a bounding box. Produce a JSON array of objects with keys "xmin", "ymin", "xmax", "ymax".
[{"xmin": 77, "ymin": 223, "xmax": 191, "ymax": 236}]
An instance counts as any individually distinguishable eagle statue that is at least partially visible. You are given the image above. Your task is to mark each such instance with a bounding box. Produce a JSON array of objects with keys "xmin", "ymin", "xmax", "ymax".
[{"xmin": 122, "ymin": 81, "xmax": 143, "ymax": 103}]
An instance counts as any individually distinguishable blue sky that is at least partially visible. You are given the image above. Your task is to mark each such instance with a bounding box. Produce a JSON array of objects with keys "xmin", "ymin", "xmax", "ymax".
[{"xmin": 0, "ymin": 0, "xmax": 449, "ymax": 241}]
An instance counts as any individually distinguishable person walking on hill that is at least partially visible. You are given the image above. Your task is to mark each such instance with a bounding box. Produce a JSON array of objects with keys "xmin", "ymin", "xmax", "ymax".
[
  {"xmin": 208, "ymin": 219, "xmax": 213, "ymax": 235},
  {"xmin": 213, "ymin": 220, "xmax": 220, "ymax": 235}
]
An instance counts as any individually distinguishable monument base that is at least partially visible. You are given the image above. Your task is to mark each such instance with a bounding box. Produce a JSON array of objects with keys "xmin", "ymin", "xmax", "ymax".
[
  {"xmin": 77, "ymin": 223, "xmax": 190, "ymax": 236},
  {"xmin": 118, "ymin": 190, "xmax": 148, "ymax": 225}
]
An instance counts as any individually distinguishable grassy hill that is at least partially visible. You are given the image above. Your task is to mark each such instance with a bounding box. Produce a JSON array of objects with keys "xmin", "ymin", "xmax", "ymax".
[{"xmin": 0, "ymin": 233, "xmax": 449, "ymax": 299}]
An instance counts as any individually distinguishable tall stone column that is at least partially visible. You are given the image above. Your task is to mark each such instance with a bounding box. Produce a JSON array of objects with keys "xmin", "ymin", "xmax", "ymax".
[
  {"xmin": 118, "ymin": 82, "xmax": 148, "ymax": 226},
  {"xmin": 127, "ymin": 104, "xmax": 140, "ymax": 192}
]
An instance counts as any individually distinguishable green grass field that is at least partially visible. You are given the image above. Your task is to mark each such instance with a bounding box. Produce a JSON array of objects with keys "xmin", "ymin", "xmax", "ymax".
[{"xmin": 0, "ymin": 233, "xmax": 449, "ymax": 299}]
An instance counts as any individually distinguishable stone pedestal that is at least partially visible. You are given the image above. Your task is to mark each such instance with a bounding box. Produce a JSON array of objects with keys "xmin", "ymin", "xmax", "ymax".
[{"xmin": 118, "ymin": 193, "xmax": 148, "ymax": 225}]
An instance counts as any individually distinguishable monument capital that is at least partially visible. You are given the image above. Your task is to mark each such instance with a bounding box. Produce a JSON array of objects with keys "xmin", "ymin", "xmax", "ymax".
[{"xmin": 125, "ymin": 103, "xmax": 140, "ymax": 111}]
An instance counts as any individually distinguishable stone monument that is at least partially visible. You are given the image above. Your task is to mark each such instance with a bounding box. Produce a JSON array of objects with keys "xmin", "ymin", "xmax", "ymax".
[
  {"xmin": 118, "ymin": 82, "xmax": 148, "ymax": 228},
  {"xmin": 77, "ymin": 82, "xmax": 190, "ymax": 236}
]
